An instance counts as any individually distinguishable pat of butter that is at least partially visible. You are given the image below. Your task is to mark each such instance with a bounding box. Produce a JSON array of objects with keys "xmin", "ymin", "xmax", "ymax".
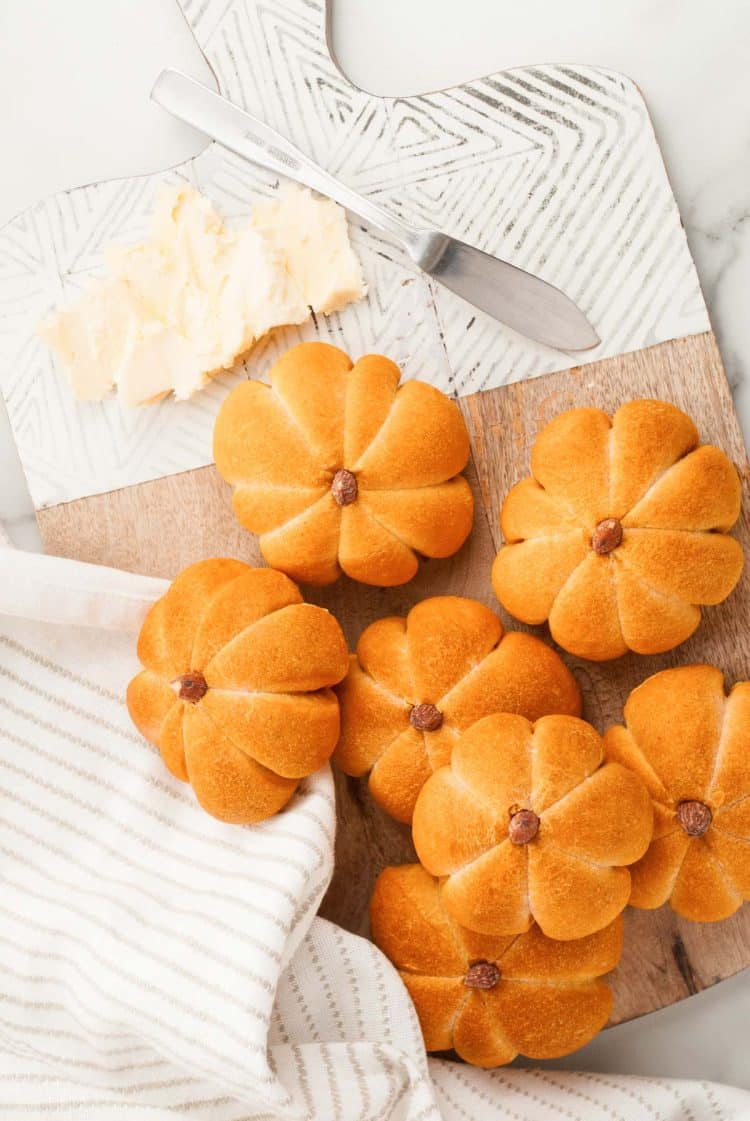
[
  {"xmin": 38, "ymin": 279, "xmax": 140, "ymax": 402},
  {"xmin": 116, "ymin": 326, "xmax": 205, "ymax": 408},
  {"xmin": 38, "ymin": 182, "xmax": 364, "ymax": 406},
  {"xmin": 214, "ymin": 222, "xmax": 309, "ymax": 355},
  {"xmin": 253, "ymin": 186, "xmax": 366, "ymax": 315}
]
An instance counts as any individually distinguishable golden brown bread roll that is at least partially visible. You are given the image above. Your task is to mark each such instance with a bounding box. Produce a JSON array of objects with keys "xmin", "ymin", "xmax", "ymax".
[
  {"xmin": 491, "ymin": 400, "xmax": 743, "ymax": 660},
  {"xmin": 333, "ymin": 595, "xmax": 581, "ymax": 823},
  {"xmin": 412, "ymin": 713, "xmax": 653, "ymax": 940},
  {"xmin": 605, "ymin": 664, "xmax": 750, "ymax": 922},
  {"xmin": 370, "ymin": 863, "xmax": 622, "ymax": 1066},
  {"xmin": 127, "ymin": 559, "xmax": 348, "ymax": 823},
  {"xmin": 213, "ymin": 342, "xmax": 474, "ymax": 586}
]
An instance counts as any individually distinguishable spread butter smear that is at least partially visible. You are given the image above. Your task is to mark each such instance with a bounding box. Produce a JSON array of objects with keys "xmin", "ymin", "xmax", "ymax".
[{"xmin": 38, "ymin": 184, "xmax": 366, "ymax": 406}]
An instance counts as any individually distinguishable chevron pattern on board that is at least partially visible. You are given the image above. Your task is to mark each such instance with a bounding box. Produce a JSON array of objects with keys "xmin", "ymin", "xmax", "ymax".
[{"xmin": 0, "ymin": 0, "xmax": 708, "ymax": 508}]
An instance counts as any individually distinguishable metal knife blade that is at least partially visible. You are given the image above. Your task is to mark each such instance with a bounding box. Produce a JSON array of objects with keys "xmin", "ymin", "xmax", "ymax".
[{"xmin": 425, "ymin": 238, "xmax": 599, "ymax": 351}]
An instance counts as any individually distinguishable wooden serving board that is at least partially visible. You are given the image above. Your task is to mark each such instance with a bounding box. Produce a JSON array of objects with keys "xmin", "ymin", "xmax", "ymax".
[
  {"xmin": 38, "ymin": 329, "xmax": 750, "ymax": 1026},
  {"xmin": 2, "ymin": 0, "xmax": 742, "ymax": 1039}
]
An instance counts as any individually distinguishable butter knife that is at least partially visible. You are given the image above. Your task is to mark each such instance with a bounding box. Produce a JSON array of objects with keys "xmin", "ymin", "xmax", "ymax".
[{"xmin": 152, "ymin": 69, "xmax": 599, "ymax": 351}]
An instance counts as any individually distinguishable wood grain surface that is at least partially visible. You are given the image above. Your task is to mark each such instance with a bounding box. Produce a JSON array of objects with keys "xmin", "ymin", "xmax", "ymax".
[{"xmin": 38, "ymin": 330, "xmax": 750, "ymax": 1026}]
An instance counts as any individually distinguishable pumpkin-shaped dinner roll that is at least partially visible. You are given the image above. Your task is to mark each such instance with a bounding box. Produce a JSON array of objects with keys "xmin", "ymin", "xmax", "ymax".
[
  {"xmin": 491, "ymin": 400, "xmax": 743, "ymax": 660},
  {"xmin": 127, "ymin": 559, "xmax": 349, "ymax": 823},
  {"xmin": 371, "ymin": 864, "xmax": 622, "ymax": 1066},
  {"xmin": 333, "ymin": 596, "xmax": 581, "ymax": 824},
  {"xmin": 605, "ymin": 665, "xmax": 750, "ymax": 922},
  {"xmin": 213, "ymin": 342, "xmax": 474, "ymax": 586},
  {"xmin": 413, "ymin": 713, "xmax": 653, "ymax": 940}
]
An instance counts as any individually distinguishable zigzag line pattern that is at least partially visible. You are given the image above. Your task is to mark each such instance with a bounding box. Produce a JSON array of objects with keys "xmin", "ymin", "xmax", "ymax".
[{"xmin": 0, "ymin": 0, "xmax": 708, "ymax": 507}]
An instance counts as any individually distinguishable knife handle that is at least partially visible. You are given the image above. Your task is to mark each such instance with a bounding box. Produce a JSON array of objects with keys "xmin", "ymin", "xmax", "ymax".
[{"xmin": 151, "ymin": 69, "xmax": 419, "ymax": 252}]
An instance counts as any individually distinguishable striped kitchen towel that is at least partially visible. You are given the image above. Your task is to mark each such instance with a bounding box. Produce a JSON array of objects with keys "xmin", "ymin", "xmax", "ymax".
[{"xmin": 0, "ymin": 545, "xmax": 747, "ymax": 1120}]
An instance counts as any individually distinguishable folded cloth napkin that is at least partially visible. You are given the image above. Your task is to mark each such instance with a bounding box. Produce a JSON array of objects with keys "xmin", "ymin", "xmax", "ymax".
[{"xmin": 0, "ymin": 545, "xmax": 747, "ymax": 1120}]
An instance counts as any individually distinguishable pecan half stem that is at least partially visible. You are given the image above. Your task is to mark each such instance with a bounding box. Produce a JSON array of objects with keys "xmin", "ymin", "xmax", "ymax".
[
  {"xmin": 410, "ymin": 703, "xmax": 443, "ymax": 732},
  {"xmin": 591, "ymin": 518, "xmax": 623, "ymax": 555},
  {"xmin": 676, "ymin": 800, "xmax": 712, "ymax": 837},
  {"xmin": 178, "ymin": 672, "xmax": 208, "ymax": 703},
  {"xmin": 331, "ymin": 469, "xmax": 358, "ymax": 506},
  {"xmin": 508, "ymin": 808, "xmax": 540, "ymax": 845},
  {"xmin": 464, "ymin": 960, "xmax": 501, "ymax": 990}
]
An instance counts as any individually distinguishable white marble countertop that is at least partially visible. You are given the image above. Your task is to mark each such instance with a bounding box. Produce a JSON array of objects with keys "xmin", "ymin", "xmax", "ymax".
[{"xmin": 1, "ymin": 0, "xmax": 749, "ymax": 1088}]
